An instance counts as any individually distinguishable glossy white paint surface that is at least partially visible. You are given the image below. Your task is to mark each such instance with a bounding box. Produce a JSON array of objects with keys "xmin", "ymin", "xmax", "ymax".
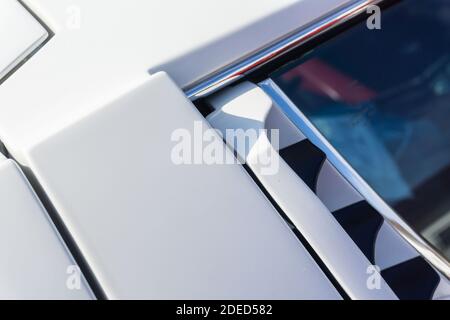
[
  {"xmin": 0, "ymin": 0, "xmax": 352, "ymax": 162},
  {"xmin": 0, "ymin": 156, "xmax": 92, "ymax": 299},
  {"xmin": 0, "ymin": 0, "xmax": 48, "ymax": 80},
  {"xmin": 23, "ymin": 72, "xmax": 341, "ymax": 299}
]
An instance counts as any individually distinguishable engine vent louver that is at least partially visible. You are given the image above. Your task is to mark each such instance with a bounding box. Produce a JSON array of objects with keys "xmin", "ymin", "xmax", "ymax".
[{"xmin": 278, "ymin": 139, "xmax": 444, "ymax": 300}]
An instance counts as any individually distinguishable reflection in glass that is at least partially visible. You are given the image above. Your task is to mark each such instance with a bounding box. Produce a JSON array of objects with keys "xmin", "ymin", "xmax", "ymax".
[{"xmin": 271, "ymin": 0, "xmax": 450, "ymax": 260}]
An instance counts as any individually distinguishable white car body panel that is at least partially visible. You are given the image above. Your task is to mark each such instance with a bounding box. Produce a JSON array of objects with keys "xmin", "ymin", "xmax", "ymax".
[
  {"xmin": 23, "ymin": 72, "xmax": 341, "ymax": 299},
  {"xmin": 0, "ymin": 154, "xmax": 92, "ymax": 299},
  {"xmin": 0, "ymin": 0, "xmax": 356, "ymax": 299},
  {"xmin": 5, "ymin": 0, "xmax": 437, "ymax": 300}
]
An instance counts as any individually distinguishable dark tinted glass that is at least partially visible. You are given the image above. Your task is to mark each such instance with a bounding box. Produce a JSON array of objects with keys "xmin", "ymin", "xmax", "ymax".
[{"xmin": 272, "ymin": 0, "xmax": 450, "ymax": 260}]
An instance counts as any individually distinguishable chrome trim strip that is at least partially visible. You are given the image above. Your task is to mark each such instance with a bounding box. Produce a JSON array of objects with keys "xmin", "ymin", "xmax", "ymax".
[
  {"xmin": 183, "ymin": 0, "xmax": 449, "ymax": 277},
  {"xmin": 185, "ymin": 0, "xmax": 382, "ymax": 100},
  {"xmin": 260, "ymin": 78, "xmax": 450, "ymax": 279}
]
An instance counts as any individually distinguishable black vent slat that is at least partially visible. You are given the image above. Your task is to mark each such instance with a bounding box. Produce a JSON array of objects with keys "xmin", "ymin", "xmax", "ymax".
[
  {"xmin": 279, "ymin": 140, "xmax": 326, "ymax": 192},
  {"xmin": 381, "ymin": 256, "xmax": 440, "ymax": 300}
]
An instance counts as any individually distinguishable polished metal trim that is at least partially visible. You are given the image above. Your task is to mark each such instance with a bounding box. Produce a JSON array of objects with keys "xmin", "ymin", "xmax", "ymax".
[
  {"xmin": 183, "ymin": 0, "xmax": 450, "ymax": 278},
  {"xmin": 185, "ymin": 0, "xmax": 382, "ymax": 100},
  {"xmin": 260, "ymin": 78, "xmax": 450, "ymax": 279}
]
